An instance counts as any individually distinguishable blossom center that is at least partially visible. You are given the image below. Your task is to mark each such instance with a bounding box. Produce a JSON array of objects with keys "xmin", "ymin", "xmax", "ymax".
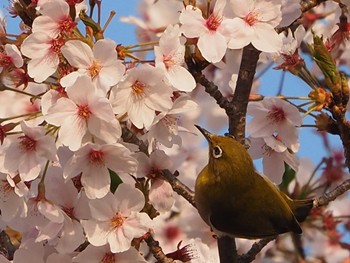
[
  {"xmin": 206, "ymin": 14, "xmax": 222, "ymax": 31},
  {"xmin": 132, "ymin": 80, "xmax": 146, "ymax": 96},
  {"xmin": 59, "ymin": 17, "xmax": 77, "ymax": 34},
  {"xmin": 0, "ymin": 53, "xmax": 12, "ymax": 68},
  {"xmin": 50, "ymin": 37, "xmax": 65, "ymax": 54},
  {"xmin": 101, "ymin": 252, "xmax": 115, "ymax": 263},
  {"xmin": 1, "ymin": 180, "xmax": 12, "ymax": 194},
  {"xmin": 88, "ymin": 60, "xmax": 102, "ymax": 79},
  {"xmin": 77, "ymin": 104, "xmax": 92, "ymax": 120},
  {"xmin": 88, "ymin": 150, "xmax": 105, "ymax": 166},
  {"xmin": 244, "ymin": 11, "xmax": 259, "ymax": 26},
  {"xmin": 267, "ymin": 106, "xmax": 286, "ymax": 123},
  {"xmin": 163, "ymin": 54, "xmax": 175, "ymax": 69},
  {"xmin": 110, "ymin": 212, "xmax": 126, "ymax": 229},
  {"xmin": 18, "ymin": 135, "xmax": 37, "ymax": 152}
]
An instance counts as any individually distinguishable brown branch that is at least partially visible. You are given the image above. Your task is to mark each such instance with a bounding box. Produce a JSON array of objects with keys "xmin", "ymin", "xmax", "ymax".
[
  {"xmin": 121, "ymin": 125, "xmax": 196, "ymax": 206},
  {"xmin": 229, "ymin": 44, "xmax": 261, "ymax": 143},
  {"xmin": 161, "ymin": 170, "xmax": 196, "ymax": 207},
  {"xmin": 237, "ymin": 236, "xmax": 276, "ymax": 263},
  {"xmin": 300, "ymin": 0, "xmax": 328, "ymax": 13},
  {"xmin": 144, "ymin": 234, "xmax": 175, "ymax": 263},
  {"xmin": 185, "ymin": 56, "xmax": 234, "ymax": 117},
  {"xmin": 313, "ymin": 178, "xmax": 350, "ymax": 207},
  {"xmin": 218, "ymin": 236, "xmax": 238, "ymax": 263}
]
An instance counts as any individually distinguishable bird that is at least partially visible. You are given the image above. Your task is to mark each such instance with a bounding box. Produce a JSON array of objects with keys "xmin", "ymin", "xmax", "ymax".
[{"xmin": 194, "ymin": 125, "xmax": 314, "ymax": 239}]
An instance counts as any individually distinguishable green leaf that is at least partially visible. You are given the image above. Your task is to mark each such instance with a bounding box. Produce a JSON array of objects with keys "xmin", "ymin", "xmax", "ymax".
[
  {"xmin": 279, "ymin": 163, "xmax": 296, "ymax": 193},
  {"xmin": 109, "ymin": 169, "xmax": 123, "ymax": 193}
]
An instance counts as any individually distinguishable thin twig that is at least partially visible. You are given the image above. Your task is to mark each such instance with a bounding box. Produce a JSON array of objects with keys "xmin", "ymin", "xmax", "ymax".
[
  {"xmin": 144, "ymin": 234, "xmax": 175, "ymax": 263},
  {"xmin": 237, "ymin": 236, "xmax": 276, "ymax": 263},
  {"xmin": 313, "ymin": 179, "xmax": 350, "ymax": 207}
]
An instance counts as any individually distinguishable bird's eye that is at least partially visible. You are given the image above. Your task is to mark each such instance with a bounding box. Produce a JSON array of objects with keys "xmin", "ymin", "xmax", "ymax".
[{"xmin": 212, "ymin": 146, "xmax": 222, "ymax": 159}]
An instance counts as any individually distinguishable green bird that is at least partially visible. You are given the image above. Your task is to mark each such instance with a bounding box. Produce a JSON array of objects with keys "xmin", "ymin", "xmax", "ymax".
[{"xmin": 195, "ymin": 125, "xmax": 314, "ymax": 239}]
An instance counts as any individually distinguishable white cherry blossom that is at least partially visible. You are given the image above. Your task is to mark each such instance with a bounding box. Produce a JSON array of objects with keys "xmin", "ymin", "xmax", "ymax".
[
  {"xmin": 0, "ymin": 121, "xmax": 57, "ymax": 181},
  {"xmin": 155, "ymin": 24, "xmax": 195, "ymax": 92},
  {"xmin": 44, "ymin": 76, "xmax": 121, "ymax": 151},
  {"xmin": 247, "ymin": 97, "xmax": 302, "ymax": 152},
  {"xmin": 134, "ymin": 150, "xmax": 174, "ymax": 212},
  {"xmin": 63, "ymin": 142, "xmax": 138, "ymax": 199},
  {"xmin": 228, "ymin": 0, "xmax": 283, "ymax": 52},
  {"xmin": 61, "ymin": 39, "xmax": 125, "ymax": 94},
  {"xmin": 111, "ymin": 64, "xmax": 173, "ymax": 129},
  {"xmin": 248, "ymin": 136, "xmax": 299, "ymax": 184},
  {"xmin": 73, "ymin": 245, "xmax": 147, "ymax": 263},
  {"xmin": 81, "ymin": 183, "xmax": 153, "ymax": 253},
  {"xmin": 20, "ymin": 33, "xmax": 63, "ymax": 83},
  {"xmin": 179, "ymin": 0, "xmax": 237, "ymax": 63},
  {"xmin": 0, "ymin": 44, "xmax": 23, "ymax": 73},
  {"xmin": 32, "ymin": 0, "xmax": 76, "ymax": 38}
]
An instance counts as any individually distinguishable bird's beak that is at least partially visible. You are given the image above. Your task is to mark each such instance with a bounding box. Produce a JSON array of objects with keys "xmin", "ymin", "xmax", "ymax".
[{"xmin": 195, "ymin": 125, "xmax": 213, "ymax": 143}]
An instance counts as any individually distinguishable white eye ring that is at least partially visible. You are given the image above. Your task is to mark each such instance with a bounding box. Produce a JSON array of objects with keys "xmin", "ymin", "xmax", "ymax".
[{"xmin": 212, "ymin": 146, "xmax": 222, "ymax": 159}]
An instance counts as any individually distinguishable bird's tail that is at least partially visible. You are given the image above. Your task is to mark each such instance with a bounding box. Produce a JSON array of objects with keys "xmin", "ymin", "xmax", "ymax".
[{"xmin": 292, "ymin": 199, "xmax": 314, "ymax": 222}]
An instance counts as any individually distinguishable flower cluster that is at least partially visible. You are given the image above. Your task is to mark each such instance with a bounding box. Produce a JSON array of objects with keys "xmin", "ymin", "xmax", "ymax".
[{"xmin": 0, "ymin": 0, "xmax": 349, "ymax": 262}]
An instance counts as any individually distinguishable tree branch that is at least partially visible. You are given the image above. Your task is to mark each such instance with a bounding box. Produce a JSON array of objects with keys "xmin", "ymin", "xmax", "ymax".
[
  {"xmin": 229, "ymin": 44, "xmax": 261, "ymax": 143},
  {"xmin": 185, "ymin": 56, "xmax": 234, "ymax": 117},
  {"xmin": 313, "ymin": 178, "xmax": 350, "ymax": 207},
  {"xmin": 218, "ymin": 236, "xmax": 238, "ymax": 263},
  {"xmin": 161, "ymin": 170, "xmax": 196, "ymax": 207},
  {"xmin": 300, "ymin": 0, "xmax": 328, "ymax": 13},
  {"xmin": 237, "ymin": 236, "xmax": 276, "ymax": 263},
  {"xmin": 144, "ymin": 234, "xmax": 175, "ymax": 263},
  {"xmin": 121, "ymin": 125, "xmax": 196, "ymax": 207}
]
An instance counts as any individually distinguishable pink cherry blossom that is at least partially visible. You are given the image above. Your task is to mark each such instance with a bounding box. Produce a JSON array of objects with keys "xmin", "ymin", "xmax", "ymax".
[
  {"xmin": 179, "ymin": 0, "xmax": 237, "ymax": 63},
  {"xmin": 33, "ymin": 0, "xmax": 76, "ymax": 38},
  {"xmin": 228, "ymin": 0, "xmax": 283, "ymax": 52},
  {"xmin": 0, "ymin": 172, "xmax": 28, "ymax": 221},
  {"xmin": 73, "ymin": 245, "xmax": 147, "ymax": 263},
  {"xmin": 20, "ymin": 33, "xmax": 64, "ymax": 83},
  {"xmin": 0, "ymin": 44, "xmax": 23, "ymax": 73},
  {"xmin": 247, "ymin": 97, "xmax": 302, "ymax": 152},
  {"xmin": 0, "ymin": 121, "xmax": 57, "ymax": 181},
  {"xmin": 248, "ymin": 136, "xmax": 299, "ymax": 184},
  {"xmin": 134, "ymin": 150, "xmax": 174, "ymax": 212},
  {"xmin": 111, "ymin": 64, "xmax": 173, "ymax": 129},
  {"xmin": 81, "ymin": 183, "xmax": 153, "ymax": 253},
  {"xmin": 145, "ymin": 94, "xmax": 197, "ymax": 151},
  {"xmin": 63, "ymin": 142, "xmax": 138, "ymax": 199},
  {"xmin": 155, "ymin": 24, "xmax": 195, "ymax": 92},
  {"xmin": 44, "ymin": 76, "xmax": 121, "ymax": 151},
  {"xmin": 61, "ymin": 39, "xmax": 125, "ymax": 94}
]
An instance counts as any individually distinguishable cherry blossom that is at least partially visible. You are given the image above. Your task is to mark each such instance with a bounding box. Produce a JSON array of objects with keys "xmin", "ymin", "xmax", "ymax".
[
  {"xmin": 63, "ymin": 142, "xmax": 138, "ymax": 199},
  {"xmin": 145, "ymin": 94, "xmax": 197, "ymax": 151},
  {"xmin": 179, "ymin": 0, "xmax": 237, "ymax": 63},
  {"xmin": 154, "ymin": 24, "xmax": 195, "ymax": 92},
  {"xmin": 60, "ymin": 39, "xmax": 125, "ymax": 94},
  {"xmin": 44, "ymin": 76, "xmax": 121, "ymax": 151},
  {"xmin": 228, "ymin": 0, "xmax": 283, "ymax": 52},
  {"xmin": 33, "ymin": 0, "xmax": 76, "ymax": 38},
  {"xmin": 247, "ymin": 97, "xmax": 302, "ymax": 152},
  {"xmin": 134, "ymin": 150, "xmax": 174, "ymax": 212},
  {"xmin": 0, "ymin": 44, "xmax": 23, "ymax": 73},
  {"xmin": 248, "ymin": 136, "xmax": 299, "ymax": 184},
  {"xmin": 81, "ymin": 183, "xmax": 153, "ymax": 253},
  {"xmin": 111, "ymin": 64, "xmax": 173, "ymax": 129},
  {"xmin": 0, "ymin": 121, "xmax": 57, "ymax": 181},
  {"xmin": 0, "ymin": 172, "xmax": 28, "ymax": 222},
  {"xmin": 20, "ymin": 33, "xmax": 64, "ymax": 83},
  {"xmin": 73, "ymin": 245, "xmax": 147, "ymax": 263}
]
